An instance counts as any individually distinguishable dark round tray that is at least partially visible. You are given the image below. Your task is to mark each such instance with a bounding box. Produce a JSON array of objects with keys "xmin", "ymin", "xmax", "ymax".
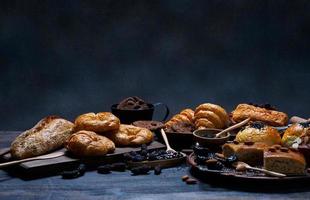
[{"xmin": 187, "ymin": 153, "xmax": 310, "ymax": 190}]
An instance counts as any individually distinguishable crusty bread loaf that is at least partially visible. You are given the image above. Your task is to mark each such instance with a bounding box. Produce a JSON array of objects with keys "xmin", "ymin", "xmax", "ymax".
[
  {"xmin": 65, "ymin": 130, "xmax": 115, "ymax": 157},
  {"xmin": 194, "ymin": 103, "xmax": 229, "ymax": 130},
  {"xmin": 11, "ymin": 116, "xmax": 74, "ymax": 159},
  {"xmin": 264, "ymin": 146, "xmax": 306, "ymax": 175},
  {"xmin": 74, "ymin": 112, "xmax": 120, "ymax": 133},
  {"xmin": 235, "ymin": 122, "xmax": 281, "ymax": 146},
  {"xmin": 106, "ymin": 124, "xmax": 153, "ymax": 146},
  {"xmin": 232, "ymin": 104, "xmax": 288, "ymax": 127}
]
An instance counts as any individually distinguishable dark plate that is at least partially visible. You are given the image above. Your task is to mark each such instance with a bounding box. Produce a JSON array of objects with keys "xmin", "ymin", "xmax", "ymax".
[{"xmin": 187, "ymin": 153, "xmax": 310, "ymax": 186}]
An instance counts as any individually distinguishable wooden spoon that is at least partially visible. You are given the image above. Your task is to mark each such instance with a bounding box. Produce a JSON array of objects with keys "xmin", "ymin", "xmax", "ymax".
[
  {"xmin": 160, "ymin": 128, "xmax": 177, "ymax": 153},
  {"xmin": 215, "ymin": 118, "xmax": 250, "ymax": 138},
  {"xmin": 0, "ymin": 151, "xmax": 65, "ymax": 168},
  {"xmin": 233, "ymin": 161, "xmax": 286, "ymax": 178}
]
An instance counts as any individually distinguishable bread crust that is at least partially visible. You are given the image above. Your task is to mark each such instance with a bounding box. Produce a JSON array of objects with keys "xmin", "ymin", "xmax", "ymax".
[
  {"xmin": 10, "ymin": 116, "xmax": 74, "ymax": 159},
  {"xmin": 232, "ymin": 104, "xmax": 288, "ymax": 126},
  {"xmin": 106, "ymin": 124, "xmax": 153, "ymax": 146},
  {"xmin": 65, "ymin": 130, "xmax": 115, "ymax": 156},
  {"xmin": 74, "ymin": 112, "xmax": 120, "ymax": 133}
]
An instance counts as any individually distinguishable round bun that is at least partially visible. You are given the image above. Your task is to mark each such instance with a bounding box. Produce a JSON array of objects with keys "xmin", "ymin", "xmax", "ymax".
[
  {"xmin": 106, "ymin": 124, "xmax": 154, "ymax": 146},
  {"xmin": 194, "ymin": 103, "xmax": 229, "ymax": 129},
  {"xmin": 65, "ymin": 130, "xmax": 115, "ymax": 156},
  {"xmin": 235, "ymin": 123, "xmax": 281, "ymax": 146},
  {"xmin": 282, "ymin": 123, "xmax": 309, "ymax": 147},
  {"xmin": 74, "ymin": 112, "xmax": 120, "ymax": 133}
]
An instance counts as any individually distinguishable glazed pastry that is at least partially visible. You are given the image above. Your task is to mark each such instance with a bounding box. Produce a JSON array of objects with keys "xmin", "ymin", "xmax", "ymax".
[
  {"xmin": 106, "ymin": 124, "xmax": 154, "ymax": 146},
  {"xmin": 194, "ymin": 103, "xmax": 229, "ymax": 130},
  {"xmin": 65, "ymin": 130, "xmax": 115, "ymax": 156},
  {"xmin": 222, "ymin": 141, "xmax": 269, "ymax": 166},
  {"xmin": 231, "ymin": 103, "xmax": 288, "ymax": 127},
  {"xmin": 74, "ymin": 112, "xmax": 120, "ymax": 133},
  {"xmin": 165, "ymin": 109, "xmax": 195, "ymax": 128},
  {"xmin": 282, "ymin": 123, "xmax": 310, "ymax": 147},
  {"xmin": 11, "ymin": 116, "xmax": 74, "ymax": 159},
  {"xmin": 235, "ymin": 122, "xmax": 281, "ymax": 146},
  {"xmin": 132, "ymin": 120, "xmax": 165, "ymax": 131},
  {"xmin": 264, "ymin": 146, "xmax": 306, "ymax": 175}
]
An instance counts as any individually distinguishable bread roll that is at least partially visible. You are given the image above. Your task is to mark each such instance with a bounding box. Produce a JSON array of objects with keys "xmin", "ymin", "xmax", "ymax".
[
  {"xmin": 282, "ymin": 123, "xmax": 309, "ymax": 147},
  {"xmin": 106, "ymin": 124, "xmax": 153, "ymax": 146},
  {"xmin": 11, "ymin": 116, "xmax": 74, "ymax": 159},
  {"xmin": 65, "ymin": 130, "xmax": 115, "ymax": 156},
  {"xmin": 74, "ymin": 112, "xmax": 120, "ymax": 133},
  {"xmin": 235, "ymin": 122, "xmax": 281, "ymax": 146}
]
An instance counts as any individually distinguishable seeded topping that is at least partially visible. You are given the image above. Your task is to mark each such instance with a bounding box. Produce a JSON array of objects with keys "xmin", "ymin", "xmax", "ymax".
[{"xmin": 249, "ymin": 121, "xmax": 265, "ymax": 130}]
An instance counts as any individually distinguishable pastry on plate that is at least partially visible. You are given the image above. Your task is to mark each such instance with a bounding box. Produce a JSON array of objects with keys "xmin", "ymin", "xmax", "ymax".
[
  {"xmin": 231, "ymin": 103, "xmax": 288, "ymax": 127},
  {"xmin": 165, "ymin": 109, "xmax": 194, "ymax": 129},
  {"xmin": 222, "ymin": 141, "xmax": 269, "ymax": 166},
  {"xmin": 235, "ymin": 122, "xmax": 281, "ymax": 146},
  {"xmin": 74, "ymin": 112, "xmax": 120, "ymax": 133},
  {"xmin": 264, "ymin": 146, "xmax": 306, "ymax": 175},
  {"xmin": 282, "ymin": 123, "xmax": 310, "ymax": 147},
  {"xmin": 65, "ymin": 130, "xmax": 115, "ymax": 156},
  {"xmin": 106, "ymin": 124, "xmax": 154, "ymax": 146},
  {"xmin": 194, "ymin": 103, "xmax": 229, "ymax": 130},
  {"xmin": 11, "ymin": 116, "xmax": 74, "ymax": 159}
]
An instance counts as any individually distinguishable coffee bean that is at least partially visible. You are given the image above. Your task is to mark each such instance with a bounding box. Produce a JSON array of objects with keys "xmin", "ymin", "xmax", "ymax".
[
  {"xmin": 186, "ymin": 178, "xmax": 197, "ymax": 184},
  {"xmin": 182, "ymin": 175, "xmax": 189, "ymax": 181}
]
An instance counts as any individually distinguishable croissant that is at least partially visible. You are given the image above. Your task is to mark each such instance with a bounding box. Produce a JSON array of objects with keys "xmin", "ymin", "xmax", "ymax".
[
  {"xmin": 165, "ymin": 109, "xmax": 194, "ymax": 128},
  {"xmin": 194, "ymin": 103, "xmax": 229, "ymax": 129},
  {"xmin": 65, "ymin": 130, "xmax": 115, "ymax": 157},
  {"xmin": 74, "ymin": 112, "xmax": 120, "ymax": 133},
  {"xmin": 106, "ymin": 124, "xmax": 154, "ymax": 146}
]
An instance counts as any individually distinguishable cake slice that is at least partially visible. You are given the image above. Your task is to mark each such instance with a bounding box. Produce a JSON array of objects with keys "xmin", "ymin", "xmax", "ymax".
[
  {"xmin": 264, "ymin": 146, "xmax": 306, "ymax": 175},
  {"xmin": 222, "ymin": 141, "xmax": 268, "ymax": 166}
]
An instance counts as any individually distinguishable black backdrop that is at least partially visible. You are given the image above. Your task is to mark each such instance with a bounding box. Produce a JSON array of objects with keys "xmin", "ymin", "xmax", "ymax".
[{"xmin": 1, "ymin": 0, "xmax": 310, "ymax": 130}]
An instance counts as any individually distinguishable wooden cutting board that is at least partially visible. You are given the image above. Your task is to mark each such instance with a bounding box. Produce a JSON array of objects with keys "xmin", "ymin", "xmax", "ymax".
[{"xmin": 0, "ymin": 141, "xmax": 165, "ymax": 179}]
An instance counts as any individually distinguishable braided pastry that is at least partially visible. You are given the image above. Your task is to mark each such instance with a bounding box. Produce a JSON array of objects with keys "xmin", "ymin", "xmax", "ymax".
[
  {"xmin": 165, "ymin": 109, "xmax": 194, "ymax": 128},
  {"xmin": 194, "ymin": 103, "xmax": 229, "ymax": 130}
]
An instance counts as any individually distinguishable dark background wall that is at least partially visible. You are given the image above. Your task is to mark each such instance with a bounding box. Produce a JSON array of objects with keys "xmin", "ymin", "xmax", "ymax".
[{"xmin": 1, "ymin": 0, "xmax": 310, "ymax": 130}]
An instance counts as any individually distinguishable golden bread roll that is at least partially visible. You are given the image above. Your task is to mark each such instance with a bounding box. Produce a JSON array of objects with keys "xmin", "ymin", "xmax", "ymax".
[
  {"xmin": 74, "ymin": 112, "xmax": 120, "ymax": 133},
  {"xmin": 235, "ymin": 122, "xmax": 281, "ymax": 146},
  {"xmin": 106, "ymin": 124, "xmax": 153, "ymax": 146},
  {"xmin": 194, "ymin": 103, "xmax": 229, "ymax": 129},
  {"xmin": 264, "ymin": 146, "xmax": 306, "ymax": 175},
  {"xmin": 11, "ymin": 116, "xmax": 74, "ymax": 159},
  {"xmin": 165, "ymin": 109, "xmax": 194, "ymax": 128},
  {"xmin": 65, "ymin": 130, "xmax": 115, "ymax": 156},
  {"xmin": 232, "ymin": 104, "xmax": 288, "ymax": 127},
  {"xmin": 282, "ymin": 123, "xmax": 310, "ymax": 147}
]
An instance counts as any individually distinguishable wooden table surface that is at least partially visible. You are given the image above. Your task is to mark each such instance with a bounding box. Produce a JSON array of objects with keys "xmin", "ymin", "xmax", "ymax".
[{"xmin": 1, "ymin": 131, "xmax": 310, "ymax": 200}]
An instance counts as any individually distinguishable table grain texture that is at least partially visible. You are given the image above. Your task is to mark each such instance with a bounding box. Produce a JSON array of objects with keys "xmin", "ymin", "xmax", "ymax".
[{"xmin": 1, "ymin": 131, "xmax": 310, "ymax": 200}]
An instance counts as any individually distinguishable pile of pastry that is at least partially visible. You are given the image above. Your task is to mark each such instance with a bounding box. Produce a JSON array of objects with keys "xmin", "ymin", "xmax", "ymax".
[
  {"xmin": 165, "ymin": 103, "xmax": 289, "ymax": 133},
  {"xmin": 10, "ymin": 112, "xmax": 154, "ymax": 159},
  {"xmin": 177, "ymin": 102, "xmax": 309, "ymax": 176}
]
